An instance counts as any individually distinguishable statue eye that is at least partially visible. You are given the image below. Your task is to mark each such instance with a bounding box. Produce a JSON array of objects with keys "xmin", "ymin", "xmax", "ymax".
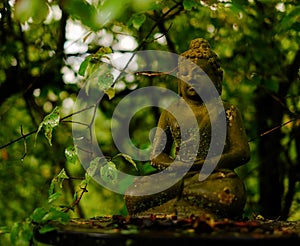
[{"xmin": 193, "ymin": 70, "xmax": 206, "ymax": 77}]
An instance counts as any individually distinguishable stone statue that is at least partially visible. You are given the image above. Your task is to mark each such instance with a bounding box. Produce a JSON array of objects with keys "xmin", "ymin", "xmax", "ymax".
[{"xmin": 124, "ymin": 38, "xmax": 250, "ymax": 219}]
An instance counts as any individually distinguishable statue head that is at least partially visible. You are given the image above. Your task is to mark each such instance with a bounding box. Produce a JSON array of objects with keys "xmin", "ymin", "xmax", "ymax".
[{"xmin": 177, "ymin": 38, "xmax": 223, "ymax": 98}]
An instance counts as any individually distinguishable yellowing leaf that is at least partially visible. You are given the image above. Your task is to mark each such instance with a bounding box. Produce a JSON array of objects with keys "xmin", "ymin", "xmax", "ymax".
[{"xmin": 105, "ymin": 87, "xmax": 115, "ymax": 100}]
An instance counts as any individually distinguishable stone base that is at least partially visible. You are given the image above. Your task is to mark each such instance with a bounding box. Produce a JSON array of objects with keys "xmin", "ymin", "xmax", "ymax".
[{"xmin": 34, "ymin": 216, "xmax": 300, "ymax": 246}]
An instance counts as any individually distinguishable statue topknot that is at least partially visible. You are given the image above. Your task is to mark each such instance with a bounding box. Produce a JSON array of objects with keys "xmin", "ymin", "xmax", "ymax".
[{"xmin": 179, "ymin": 38, "xmax": 223, "ymax": 86}]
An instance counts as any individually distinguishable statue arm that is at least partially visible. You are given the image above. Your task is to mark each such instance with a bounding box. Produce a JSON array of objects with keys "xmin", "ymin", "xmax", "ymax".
[
  {"xmin": 191, "ymin": 104, "xmax": 250, "ymax": 172},
  {"xmin": 150, "ymin": 111, "xmax": 175, "ymax": 170},
  {"xmin": 216, "ymin": 104, "xmax": 250, "ymax": 169}
]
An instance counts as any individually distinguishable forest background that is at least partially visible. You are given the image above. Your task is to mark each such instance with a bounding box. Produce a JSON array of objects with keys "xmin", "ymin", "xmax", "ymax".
[{"xmin": 0, "ymin": 0, "xmax": 300, "ymax": 244}]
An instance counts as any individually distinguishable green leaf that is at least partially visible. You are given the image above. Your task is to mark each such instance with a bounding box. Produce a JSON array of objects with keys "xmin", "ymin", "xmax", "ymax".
[
  {"xmin": 87, "ymin": 157, "xmax": 101, "ymax": 178},
  {"xmin": 49, "ymin": 169, "xmax": 69, "ymax": 195},
  {"xmin": 10, "ymin": 222, "xmax": 21, "ymax": 245},
  {"xmin": 139, "ymin": 162, "xmax": 157, "ymax": 175},
  {"xmin": 183, "ymin": 0, "xmax": 198, "ymax": 11},
  {"xmin": 65, "ymin": 146, "xmax": 77, "ymax": 164},
  {"xmin": 100, "ymin": 161, "xmax": 118, "ymax": 184},
  {"xmin": 36, "ymin": 106, "xmax": 60, "ymax": 146},
  {"xmin": 78, "ymin": 55, "xmax": 92, "ymax": 76},
  {"xmin": 48, "ymin": 192, "xmax": 62, "ymax": 204},
  {"xmin": 14, "ymin": 0, "xmax": 49, "ymax": 23},
  {"xmin": 61, "ymin": 0, "xmax": 99, "ymax": 31},
  {"xmin": 113, "ymin": 153, "xmax": 138, "ymax": 170},
  {"xmin": 41, "ymin": 208, "xmax": 70, "ymax": 223},
  {"xmin": 94, "ymin": 47, "xmax": 113, "ymax": 59},
  {"xmin": 130, "ymin": 13, "xmax": 146, "ymax": 29},
  {"xmin": 31, "ymin": 207, "xmax": 48, "ymax": 223},
  {"xmin": 0, "ymin": 226, "xmax": 10, "ymax": 234},
  {"xmin": 39, "ymin": 224, "xmax": 57, "ymax": 234},
  {"xmin": 263, "ymin": 79, "xmax": 279, "ymax": 93},
  {"xmin": 10, "ymin": 222, "xmax": 33, "ymax": 246},
  {"xmin": 278, "ymin": 6, "xmax": 300, "ymax": 32},
  {"xmin": 20, "ymin": 222, "xmax": 33, "ymax": 245},
  {"xmin": 98, "ymin": 72, "xmax": 114, "ymax": 91},
  {"xmin": 48, "ymin": 181, "xmax": 55, "ymax": 197},
  {"xmin": 56, "ymin": 168, "xmax": 69, "ymax": 188}
]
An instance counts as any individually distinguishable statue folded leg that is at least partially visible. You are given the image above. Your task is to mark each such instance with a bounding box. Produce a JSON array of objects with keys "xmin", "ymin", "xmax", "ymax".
[
  {"xmin": 124, "ymin": 175, "xmax": 183, "ymax": 216},
  {"xmin": 124, "ymin": 169, "xmax": 246, "ymax": 219}
]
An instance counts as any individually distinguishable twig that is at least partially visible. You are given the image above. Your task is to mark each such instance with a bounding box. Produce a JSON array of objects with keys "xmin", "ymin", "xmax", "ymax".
[
  {"xmin": 0, "ymin": 129, "xmax": 37, "ymax": 150},
  {"xmin": 248, "ymin": 119, "xmax": 295, "ymax": 142},
  {"xmin": 20, "ymin": 125, "xmax": 27, "ymax": 161},
  {"xmin": 62, "ymin": 183, "xmax": 88, "ymax": 213}
]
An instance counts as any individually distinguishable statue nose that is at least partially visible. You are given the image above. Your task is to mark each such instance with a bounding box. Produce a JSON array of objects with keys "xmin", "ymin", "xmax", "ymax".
[{"xmin": 188, "ymin": 79, "xmax": 199, "ymax": 87}]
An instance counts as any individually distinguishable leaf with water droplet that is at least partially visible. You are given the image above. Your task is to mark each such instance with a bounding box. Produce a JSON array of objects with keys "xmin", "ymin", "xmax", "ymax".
[
  {"xmin": 84, "ymin": 157, "xmax": 103, "ymax": 184},
  {"xmin": 49, "ymin": 168, "xmax": 69, "ymax": 195},
  {"xmin": 65, "ymin": 146, "xmax": 77, "ymax": 164},
  {"xmin": 36, "ymin": 106, "xmax": 60, "ymax": 146},
  {"xmin": 100, "ymin": 161, "xmax": 118, "ymax": 184}
]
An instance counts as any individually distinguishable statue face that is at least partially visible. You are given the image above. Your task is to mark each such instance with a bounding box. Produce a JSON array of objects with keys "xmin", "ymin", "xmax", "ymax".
[{"xmin": 178, "ymin": 59, "xmax": 221, "ymax": 101}]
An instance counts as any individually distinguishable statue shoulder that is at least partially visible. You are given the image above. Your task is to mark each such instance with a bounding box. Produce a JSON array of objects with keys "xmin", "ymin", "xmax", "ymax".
[{"xmin": 223, "ymin": 102, "xmax": 241, "ymax": 113}]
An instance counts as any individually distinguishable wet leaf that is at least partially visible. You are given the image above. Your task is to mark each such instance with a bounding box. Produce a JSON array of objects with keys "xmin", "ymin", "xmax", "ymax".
[
  {"xmin": 65, "ymin": 146, "xmax": 77, "ymax": 164},
  {"xmin": 49, "ymin": 169, "xmax": 69, "ymax": 195},
  {"xmin": 36, "ymin": 106, "xmax": 60, "ymax": 146},
  {"xmin": 56, "ymin": 169, "xmax": 69, "ymax": 188},
  {"xmin": 87, "ymin": 157, "xmax": 101, "ymax": 178},
  {"xmin": 100, "ymin": 161, "xmax": 118, "ymax": 184}
]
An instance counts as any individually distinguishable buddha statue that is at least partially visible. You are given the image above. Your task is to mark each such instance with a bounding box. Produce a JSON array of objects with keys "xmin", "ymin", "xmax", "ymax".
[{"xmin": 124, "ymin": 38, "xmax": 250, "ymax": 219}]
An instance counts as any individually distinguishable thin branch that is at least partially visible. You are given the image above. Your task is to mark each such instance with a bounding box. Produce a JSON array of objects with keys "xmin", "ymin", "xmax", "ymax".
[
  {"xmin": 248, "ymin": 119, "xmax": 295, "ymax": 142},
  {"xmin": 0, "ymin": 129, "xmax": 37, "ymax": 150},
  {"xmin": 62, "ymin": 183, "xmax": 88, "ymax": 213},
  {"xmin": 20, "ymin": 125, "xmax": 27, "ymax": 161},
  {"xmin": 61, "ymin": 120, "xmax": 90, "ymax": 127},
  {"xmin": 0, "ymin": 103, "xmax": 97, "ymax": 150},
  {"xmin": 111, "ymin": 1, "xmax": 183, "ymax": 86}
]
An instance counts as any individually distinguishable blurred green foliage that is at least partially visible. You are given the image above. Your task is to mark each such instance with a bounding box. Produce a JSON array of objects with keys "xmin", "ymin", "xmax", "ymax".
[{"xmin": 0, "ymin": 0, "xmax": 300, "ymax": 244}]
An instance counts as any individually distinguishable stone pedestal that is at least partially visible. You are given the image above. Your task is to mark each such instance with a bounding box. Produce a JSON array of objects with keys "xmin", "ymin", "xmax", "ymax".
[{"xmin": 34, "ymin": 215, "xmax": 300, "ymax": 245}]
